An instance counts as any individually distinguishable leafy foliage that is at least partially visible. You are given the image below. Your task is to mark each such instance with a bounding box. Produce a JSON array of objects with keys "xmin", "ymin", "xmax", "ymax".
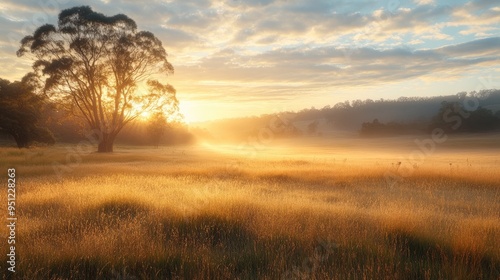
[
  {"xmin": 430, "ymin": 101, "xmax": 500, "ymax": 133},
  {"xmin": 0, "ymin": 76, "xmax": 55, "ymax": 148},
  {"xmin": 18, "ymin": 5, "xmax": 177, "ymax": 152}
]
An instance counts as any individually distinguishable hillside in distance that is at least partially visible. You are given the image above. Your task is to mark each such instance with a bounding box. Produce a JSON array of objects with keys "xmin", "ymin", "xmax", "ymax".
[{"xmin": 192, "ymin": 89, "xmax": 500, "ymax": 142}]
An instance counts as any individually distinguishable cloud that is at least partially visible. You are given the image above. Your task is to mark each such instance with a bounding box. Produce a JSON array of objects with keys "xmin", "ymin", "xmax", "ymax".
[
  {"xmin": 414, "ymin": 0, "xmax": 435, "ymax": 5},
  {"xmin": 171, "ymin": 36, "xmax": 500, "ymax": 106},
  {"xmin": 433, "ymin": 37, "xmax": 500, "ymax": 57},
  {"xmin": 467, "ymin": 0, "xmax": 499, "ymax": 10}
]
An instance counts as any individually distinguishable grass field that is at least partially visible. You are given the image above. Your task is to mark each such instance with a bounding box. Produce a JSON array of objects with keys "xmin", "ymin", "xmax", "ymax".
[{"xmin": 1, "ymin": 135, "xmax": 500, "ymax": 279}]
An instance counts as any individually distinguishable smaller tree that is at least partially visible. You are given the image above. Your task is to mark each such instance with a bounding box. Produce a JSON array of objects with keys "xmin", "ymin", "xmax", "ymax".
[
  {"xmin": 147, "ymin": 111, "xmax": 168, "ymax": 148},
  {"xmin": 0, "ymin": 75, "xmax": 55, "ymax": 148}
]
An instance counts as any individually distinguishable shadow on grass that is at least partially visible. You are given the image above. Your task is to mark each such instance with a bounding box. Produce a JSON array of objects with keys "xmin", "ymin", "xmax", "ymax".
[
  {"xmin": 85, "ymin": 199, "xmax": 150, "ymax": 225},
  {"xmin": 387, "ymin": 230, "xmax": 500, "ymax": 279},
  {"xmin": 26, "ymin": 199, "xmax": 150, "ymax": 242}
]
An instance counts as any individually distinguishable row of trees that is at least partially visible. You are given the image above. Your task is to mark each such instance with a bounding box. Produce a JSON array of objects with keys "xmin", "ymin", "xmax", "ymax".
[
  {"xmin": 293, "ymin": 90, "xmax": 500, "ymax": 130},
  {"xmin": 430, "ymin": 102, "xmax": 500, "ymax": 133},
  {"xmin": 1, "ymin": 6, "xmax": 183, "ymax": 152},
  {"xmin": 195, "ymin": 90, "xmax": 500, "ymax": 142},
  {"xmin": 360, "ymin": 119, "xmax": 427, "ymax": 136},
  {"xmin": 361, "ymin": 101, "xmax": 500, "ymax": 136}
]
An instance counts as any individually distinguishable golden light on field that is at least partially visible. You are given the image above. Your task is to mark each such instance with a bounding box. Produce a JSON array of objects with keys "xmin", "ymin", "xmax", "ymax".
[{"xmin": 2, "ymin": 137, "xmax": 500, "ymax": 278}]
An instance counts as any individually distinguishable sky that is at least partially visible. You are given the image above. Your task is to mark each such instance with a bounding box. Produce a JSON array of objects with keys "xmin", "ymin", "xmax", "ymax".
[{"xmin": 0, "ymin": 0, "xmax": 499, "ymax": 123}]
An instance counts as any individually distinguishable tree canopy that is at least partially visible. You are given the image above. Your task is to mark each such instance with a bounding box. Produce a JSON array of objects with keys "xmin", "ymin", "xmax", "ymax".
[
  {"xmin": 430, "ymin": 101, "xmax": 499, "ymax": 133},
  {"xmin": 18, "ymin": 6, "xmax": 178, "ymax": 152},
  {"xmin": 0, "ymin": 75, "xmax": 55, "ymax": 148}
]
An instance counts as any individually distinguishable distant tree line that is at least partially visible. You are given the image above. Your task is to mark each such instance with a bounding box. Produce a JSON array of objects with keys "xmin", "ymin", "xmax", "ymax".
[
  {"xmin": 193, "ymin": 89, "xmax": 500, "ymax": 141},
  {"xmin": 360, "ymin": 119, "xmax": 428, "ymax": 137},
  {"xmin": 429, "ymin": 101, "xmax": 500, "ymax": 133},
  {"xmin": 361, "ymin": 93, "xmax": 500, "ymax": 136}
]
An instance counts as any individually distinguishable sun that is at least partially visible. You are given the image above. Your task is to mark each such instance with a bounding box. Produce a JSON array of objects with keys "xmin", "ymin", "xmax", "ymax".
[
  {"xmin": 131, "ymin": 98, "xmax": 192, "ymax": 124},
  {"xmin": 130, "ymin": 102, "xmax": 153, "ymax": 120},
  {"xmin": 178, "ymin": 100, "xmax": 199, "ymax": 124},
  {"xmin": 134, "ymin": 105, "xmax": 186, "ymax": 124},
  {"xmin": 139, "ymin": 110, "xmax": 152, "ymax": 120}
]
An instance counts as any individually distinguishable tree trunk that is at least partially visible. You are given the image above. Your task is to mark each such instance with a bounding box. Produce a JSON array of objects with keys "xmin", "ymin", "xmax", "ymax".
[
  {"xmin": 12, "ymin": 133, "xmax": 29, "ymax": 149},
  {"xmin": 97, "ymin": 134, "xmax": 115, "ymax": 153}
]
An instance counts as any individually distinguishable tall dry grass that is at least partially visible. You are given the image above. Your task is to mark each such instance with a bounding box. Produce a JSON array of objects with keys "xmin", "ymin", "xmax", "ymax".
[{"xmin": 0, "ymin": 143, "xmax": 499, "ymax": 279}]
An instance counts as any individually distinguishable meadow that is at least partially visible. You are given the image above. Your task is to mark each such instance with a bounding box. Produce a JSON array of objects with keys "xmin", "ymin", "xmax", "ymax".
[{"xmin": 1, "ymin": 134, "xmax": 499, "ymax": 279}]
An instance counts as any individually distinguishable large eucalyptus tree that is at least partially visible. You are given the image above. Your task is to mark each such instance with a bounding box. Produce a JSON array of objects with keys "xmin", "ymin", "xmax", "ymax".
[{"xmin": 18, "ymin": 6, "xmax": 177, "ymax": 152}]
